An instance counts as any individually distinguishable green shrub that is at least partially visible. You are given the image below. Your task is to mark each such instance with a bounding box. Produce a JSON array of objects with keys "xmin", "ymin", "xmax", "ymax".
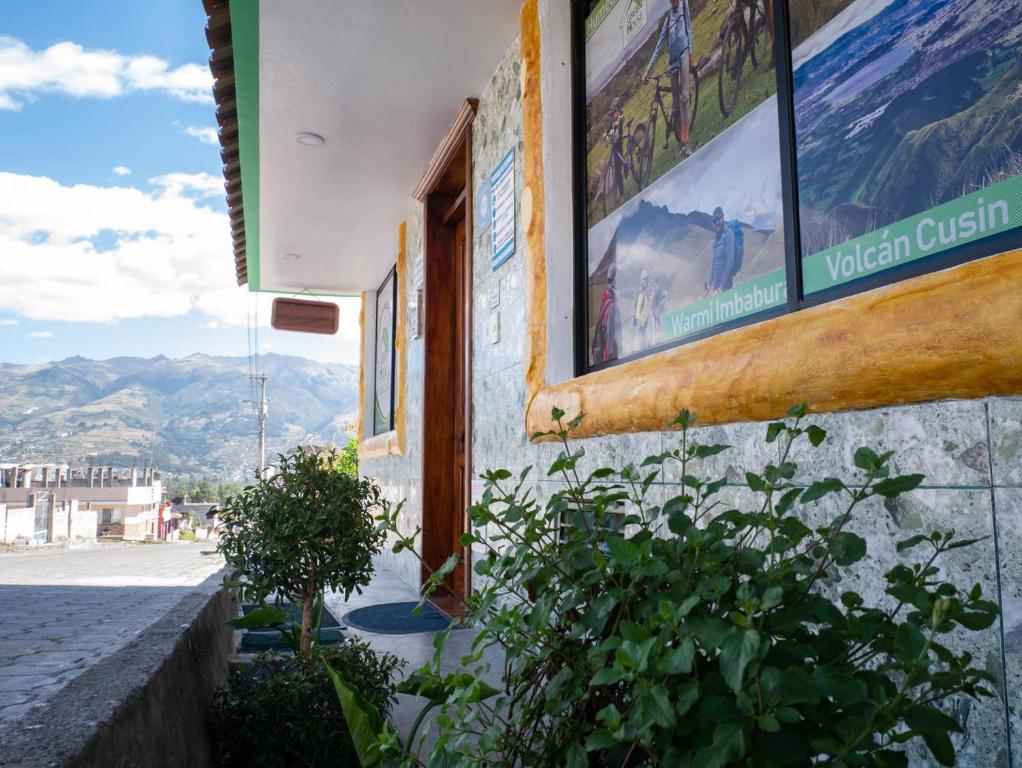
[
  {"xmin": 178, "ymin": 529, "xmax": 198, "ymax": 542},
  {"xmin": 210, "ymin": 640, "xmax": 402, "ymax": 768},
  {"xmin": 215, "ymin": 447, "xmax": 386, "ymax": 655},
  {"xmin": 378, "ymin": 406, "xmax": 998, "ymax": 767}
]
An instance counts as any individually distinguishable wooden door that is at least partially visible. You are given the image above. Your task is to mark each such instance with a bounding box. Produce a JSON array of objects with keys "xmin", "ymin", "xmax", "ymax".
[{"xmin": 422, "ymin": 196, "xmax": 471, "ymax": 608}]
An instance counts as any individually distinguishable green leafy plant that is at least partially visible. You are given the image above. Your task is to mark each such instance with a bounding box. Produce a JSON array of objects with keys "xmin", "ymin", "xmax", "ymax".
[
  {"xmin": 370, "ymin": 406, "xmax": 998, "ymax": 767},
  {"xmin": 210, "ymin": 640, "xmax": 402, "ymax": 768},
  {"xmin": 215, "ymin": 446, "xmax": 386, "ymax": 655}
]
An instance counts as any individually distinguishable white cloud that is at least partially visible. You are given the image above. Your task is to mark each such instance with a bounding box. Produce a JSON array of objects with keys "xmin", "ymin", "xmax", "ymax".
[
  {"xmin": 0, "ymin": 36, "xmax": 212, "ymax": 110},
  {"xmin": 0, "ymin": 172, "xmax": 364, "ymax": 365},
  {"xmin": 150, "ymin": 171, "xmax": 223, "ymax": 199},
  {"xmin": 112, "ymin": 166, "xmax": 132, "ymax": 176},
  {"xmin": 185, "ymin": 126, "xmax": 219, "ymax": 146},
  {"xmin": 0, "ymin": 319, "xmax": 18, "ymax": 326},
  {"xmin": 0, "ymin": 170, "xmax": 247, "ymax": 325},
  {"xmin": 28, "ymin": 330, "xmax": 54, "ymax": 338}
]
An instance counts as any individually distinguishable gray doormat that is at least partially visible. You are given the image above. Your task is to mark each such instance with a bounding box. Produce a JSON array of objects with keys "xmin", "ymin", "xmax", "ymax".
[{"xmin": 342, "ymin": 601, "xmax": 457, "ymax": 635}]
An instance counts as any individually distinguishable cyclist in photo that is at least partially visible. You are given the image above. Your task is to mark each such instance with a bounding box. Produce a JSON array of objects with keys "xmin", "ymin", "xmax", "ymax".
[
  {"xmin": 605, "ymin": 97, "xmax": 627, "ymax": 199},
  {"xmin": 642, "ymin": 0, "xmax": 693, "ymax": 158},
  {"xmin": 706, "ymin": 206, "xmax": 737, "ymax": 295}
]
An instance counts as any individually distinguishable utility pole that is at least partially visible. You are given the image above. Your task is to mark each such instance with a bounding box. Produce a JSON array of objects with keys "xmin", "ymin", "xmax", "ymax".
[{"xmin": 252, "ymin": 375, "xmax": 268, "ymax": 479}]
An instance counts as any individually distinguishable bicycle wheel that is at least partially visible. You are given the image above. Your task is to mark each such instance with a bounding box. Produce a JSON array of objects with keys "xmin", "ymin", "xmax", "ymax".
[
  {"xmin": 750, "ymin": 2, "xmax": 772, "ymax": 70},
  {"xmin": 641, "ymin": 117, "xmax": 657, "ymax": 188},
  {"xmin": 718, "ymin": 20, "xmax": 744, "ymax": 118},
  {"xmin": 688, "ymin": 66, "xmax": 700, "ymax": 137}
]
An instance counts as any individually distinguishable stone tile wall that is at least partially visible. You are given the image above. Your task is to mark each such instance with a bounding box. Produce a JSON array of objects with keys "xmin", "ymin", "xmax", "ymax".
[{"xmin": 362, "ymin": 33, "xmax": 1021, "ymax": 767}]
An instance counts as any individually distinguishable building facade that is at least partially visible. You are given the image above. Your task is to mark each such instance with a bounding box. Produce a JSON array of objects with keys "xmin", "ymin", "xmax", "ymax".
[
  {"xmin": 205, "ymin": 1, "xmax": 1022, "ymax": 763},
  {"xmin": 0, "ymin": 465, "xmax": 163, "ymax": 543}
]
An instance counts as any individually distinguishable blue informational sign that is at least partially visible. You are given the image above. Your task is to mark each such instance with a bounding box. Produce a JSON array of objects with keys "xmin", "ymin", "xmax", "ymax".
[
  {"xmin": 476, "ymin": 178, "xmax": 492, "ymax": 232},
  {"xmin": 490, "ymin": 148, "xmax": 516, "ymax": 271}
]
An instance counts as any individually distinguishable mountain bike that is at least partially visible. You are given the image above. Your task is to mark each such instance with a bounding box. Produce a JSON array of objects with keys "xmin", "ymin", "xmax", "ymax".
[
  {"xmin": 636, "ymin": 63, "xmax": 700, "ymax": 188},
  {"xmin": 718, "ymin": 0, "xmax": 772, "ymax": 118}
]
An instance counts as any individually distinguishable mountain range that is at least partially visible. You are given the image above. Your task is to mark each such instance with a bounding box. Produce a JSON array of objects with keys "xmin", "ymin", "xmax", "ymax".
[
  {"xmin": 794, "ymin": 0, "xmax": 1022, "ymax": 253},
  {"xmin": 0, "ymin": 354, "xmax": 359, "ymax": 481}
]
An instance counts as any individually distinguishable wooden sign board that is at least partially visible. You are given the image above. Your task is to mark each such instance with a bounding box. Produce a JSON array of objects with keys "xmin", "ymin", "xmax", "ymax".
[{"xmin": 271, "ymin": 297, "xmax": 339, "ymax": 335}]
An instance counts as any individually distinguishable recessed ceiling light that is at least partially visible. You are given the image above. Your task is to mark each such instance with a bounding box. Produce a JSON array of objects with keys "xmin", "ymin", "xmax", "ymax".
[
  {"xmin": 280, "ymin": 252, "xmax": 302, "ymax": 262},
  {"xmin": 294, "ymin": 132, "xmax": 325, "ymax": 147}
]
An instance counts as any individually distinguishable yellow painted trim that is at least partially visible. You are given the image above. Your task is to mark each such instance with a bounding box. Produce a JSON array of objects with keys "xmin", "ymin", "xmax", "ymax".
[
  {"xmin": 521, "ymin": 0, "xmax": 547, "ymax": 412},
  {"xmin": 357, "ymin": 291, "xmax": 366, "ymax": 446},
  {"xmin": 526, "ymin": 250, "xmax": 1022, "ymax": 438},
  {"xmin": 359, "ymin": 223, "xmax": 408, "ymax": 459}
]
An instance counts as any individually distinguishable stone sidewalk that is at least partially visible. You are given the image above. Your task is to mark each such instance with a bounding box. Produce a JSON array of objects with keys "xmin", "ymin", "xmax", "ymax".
[{"xmin": 0, "ymin": 542, "xmax": 225, "ymax": 727}]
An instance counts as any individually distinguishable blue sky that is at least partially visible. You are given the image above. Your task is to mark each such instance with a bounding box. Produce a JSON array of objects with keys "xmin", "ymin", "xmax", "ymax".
[{"xmin": 0, "ymin": 1, "xmax": 360, "ymax": 365}]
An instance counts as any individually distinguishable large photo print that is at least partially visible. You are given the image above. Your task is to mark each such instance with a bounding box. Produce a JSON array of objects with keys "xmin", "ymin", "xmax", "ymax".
[
  {"xmin": 585, "ymin": 0, "xmax": 786, "ymax": 366},
  {"xmin": 791, "ymin": 0, "xmax": 1022, "ymax": 294}
]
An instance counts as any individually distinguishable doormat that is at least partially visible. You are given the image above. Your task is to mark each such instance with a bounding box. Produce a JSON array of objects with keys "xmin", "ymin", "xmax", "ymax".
[
  {"xmin": 342, "ymin": 601, "xmax": 459, "ymax": 635},
  {"xmin": 238, "ymin": 602, "xmax": 345, "ymax": 651}
]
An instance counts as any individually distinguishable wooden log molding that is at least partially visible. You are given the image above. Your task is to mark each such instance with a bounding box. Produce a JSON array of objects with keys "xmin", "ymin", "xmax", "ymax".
[
  {"xmin": 525, "ymin": 249, "xmax": 1022, "ymax": 438},
  {"xmin": 359, "ymin": 222, "xmax": 408, "ymax": 459}
]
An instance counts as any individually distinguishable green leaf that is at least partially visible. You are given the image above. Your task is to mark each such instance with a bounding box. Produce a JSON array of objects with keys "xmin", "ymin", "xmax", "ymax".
[
  {"xmin": 766, "ymin": 422, "xmax": 786, "ymax": 443},
  {"xmin": 801, "ymin": 477, "xmax": 844, "ymax": 503},
  {"xmin": 873, "ymin": 474, "xmax": 925, "ymax": 498},
  {"xmin": 760, "ymin": 586, "xmax": 783, "ymax": 611},
  {"xmin": 829, "ymin": 532, "xmax": 867, "ymax": 566},
  {"xmin": 788, "ymin": 403, "xmax": 808, "ymax": 418},
  {"xmin": 757, "ymin": 714, "xmax": 780, "ymax": 732},
  {"xmin": 591, "ymin": 667, "xmax": 628, "ymax": 687},
  {"xmin": 327, "ymin": 665, "xmax": 390, "ymax": 768},
  {"xmin": 893, "ymin": 622, "xmax": 928, "ymax": 662},
  {"xmin": 695, "ymin": 722, "xmax": 744, "ymax": 768},
  {"xmin": 719, "ymin": 629, "xmax": 760, "ymax": 693},
  {"xmin": 565, "ymin": 741, "xmax": 587, "ymax": 768},
  {"xmin": 584, "ymin": 729, "xmax": 618, "ymax": 751},
  {"xmin": 226, "ymin": 604, "xmax": 287, "ymax": 629},
  {"xmin": 904, "ymin": 705, "xmax": 960, "ymax": 766},
  {"xmin": 853, "ymin": 446, "xmax": 882, "ymax": 472},
  {"xmin": 896, "ymin": 534, "xmax": 929, "ymax": 553},
  {"xmin": 606, "ymin": 536, "xmax": 638, "ymax": 568},
  {"xmin": 806, "ymin": 425, "xmax": 827, "ymax": 447},
  {"xmin": 661, "ymin": 638, "xmax": 695, "ymax": 674}
]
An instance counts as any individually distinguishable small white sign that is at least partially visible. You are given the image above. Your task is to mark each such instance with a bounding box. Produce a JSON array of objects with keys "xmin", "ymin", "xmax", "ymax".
[
  {"xmin": 412, "ymin": 250, "xmax": 424, "ymax": 289},
  {"xmin": 488, "ymin": 311, "xmax": 500, "ymax": 345},
  {"xmin": 490, "ymin": 148, "xmax": 515, "ymax": 271},
  {"xmin": 488, "ymin": 280, "xmax": 500, "ymax": 310}
]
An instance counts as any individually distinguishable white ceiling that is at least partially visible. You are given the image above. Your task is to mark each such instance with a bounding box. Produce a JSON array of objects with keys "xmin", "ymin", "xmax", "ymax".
[{"xmin": 256, "ymin": 0, "xmax": 522, "ymax": 295}]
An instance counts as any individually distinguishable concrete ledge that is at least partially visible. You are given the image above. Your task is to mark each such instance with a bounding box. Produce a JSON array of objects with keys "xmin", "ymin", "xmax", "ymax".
[{"xmin": 0, "ymin": 569, "xmax": 235, "ymax": 768}]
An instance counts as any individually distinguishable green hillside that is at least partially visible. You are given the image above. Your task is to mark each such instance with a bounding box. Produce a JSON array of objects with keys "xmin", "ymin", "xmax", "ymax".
[{"xmin": 0, "ymin": 354, "xmax": 359, "ymax": 481}]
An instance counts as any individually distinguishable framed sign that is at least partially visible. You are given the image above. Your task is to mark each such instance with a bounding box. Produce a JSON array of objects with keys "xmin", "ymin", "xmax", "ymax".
[
  {"xmin": 491, "ymin": 148, "xmax": 516, "ymax": 270},
  {"xmin": 373, "ymin": 267, "xmax": 397, "ymax": 436},
  {"xmin": 574, "ymin": 0, "xmax": 1022, "ymax": 374}
]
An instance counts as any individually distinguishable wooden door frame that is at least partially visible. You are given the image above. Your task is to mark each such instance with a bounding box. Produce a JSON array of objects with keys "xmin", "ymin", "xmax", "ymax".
[{"xmin": 416, "ymin": 100, "xmax": 475, "ymax": 604}]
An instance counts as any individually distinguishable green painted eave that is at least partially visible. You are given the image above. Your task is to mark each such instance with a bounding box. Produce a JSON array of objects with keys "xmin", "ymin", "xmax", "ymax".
[{"xmin": 230, "ymin": 0, "xmax": 260, "ymax": 292}]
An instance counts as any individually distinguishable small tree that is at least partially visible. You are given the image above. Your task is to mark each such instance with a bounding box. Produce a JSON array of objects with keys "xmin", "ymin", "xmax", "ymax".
[{"xmin": 215, "ymin": 447, "xmax": 386, "ymax": 655}]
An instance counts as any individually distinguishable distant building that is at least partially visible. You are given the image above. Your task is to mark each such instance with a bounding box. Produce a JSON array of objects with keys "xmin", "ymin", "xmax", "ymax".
[{"xmin": 0, "ymin": 464, "xmax": 165, "ymax": 544}]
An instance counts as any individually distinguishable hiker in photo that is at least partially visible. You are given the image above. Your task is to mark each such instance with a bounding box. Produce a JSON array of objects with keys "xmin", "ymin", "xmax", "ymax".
[
  {"xmin": 650, "ymin": 280, "xmax": 668, "ymax": 342},
  {"xmin": 642, "ymin": 0, "xmax": 693, "ymax": 158},
  {"xmin": 632, "ymin": 269, "xmax": 653, "ymax": 348},
  {"xmin": 706, "ymin": 206, "xmax": 743, "ymax": 295},
  {"xmin": 592, "ymin": 263, "xmax": 622, "ymax": 363}
]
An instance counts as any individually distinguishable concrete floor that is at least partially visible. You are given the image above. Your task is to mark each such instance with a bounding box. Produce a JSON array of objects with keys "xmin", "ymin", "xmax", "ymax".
[{"xmin": 325, "ymin": 568, "xmax": 504, "ymax": 757}]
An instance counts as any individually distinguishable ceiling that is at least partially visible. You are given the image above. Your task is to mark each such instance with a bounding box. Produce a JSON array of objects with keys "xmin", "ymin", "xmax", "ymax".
[{"xmin": 253, "ymin": 0, "xmax": 522, "ymax": 295}]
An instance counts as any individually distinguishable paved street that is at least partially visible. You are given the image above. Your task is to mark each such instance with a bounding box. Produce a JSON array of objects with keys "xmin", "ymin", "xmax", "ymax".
[{"xmin": 0, "ymin": 542, "xmax": 225, "ymax": 726}]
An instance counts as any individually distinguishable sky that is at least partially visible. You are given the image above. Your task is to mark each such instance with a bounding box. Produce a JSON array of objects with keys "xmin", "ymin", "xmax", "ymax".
[{"xmin": 0, "ymin": 0, "xmax": 361, "ymax": 365}]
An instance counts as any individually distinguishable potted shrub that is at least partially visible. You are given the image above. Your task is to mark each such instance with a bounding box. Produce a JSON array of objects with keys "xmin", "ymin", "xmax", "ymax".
[
  {"xmin": 210, "ymin": 447, "xmax": 402, "ymax": 767},
  {"xmin": 215, "ymin": 446, "xmax": 386, "ymax": 655}
]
